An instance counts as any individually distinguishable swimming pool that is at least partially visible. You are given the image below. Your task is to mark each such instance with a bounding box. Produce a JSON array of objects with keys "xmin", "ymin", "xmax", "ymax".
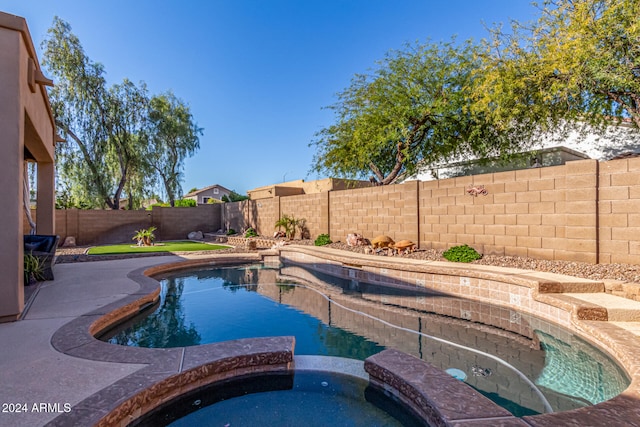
[{"xmin": 101, "ymin": 263, "xmax": 630, "ymax": 417}]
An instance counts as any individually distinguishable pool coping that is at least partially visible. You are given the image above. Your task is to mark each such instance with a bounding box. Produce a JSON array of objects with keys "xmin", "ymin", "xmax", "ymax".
[{"xmin": 46, "ymin": 247, "xmax": 640, "ymax": 426}]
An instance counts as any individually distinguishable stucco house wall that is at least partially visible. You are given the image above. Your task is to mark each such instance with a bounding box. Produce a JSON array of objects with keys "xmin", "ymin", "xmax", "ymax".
[
  {"xmin": 0, "ymin": 12, "xmax": 57, "ymax": 322},
  {"xmin": 247, "ymin": 178, "xmax": 371, "ymax": 200}
]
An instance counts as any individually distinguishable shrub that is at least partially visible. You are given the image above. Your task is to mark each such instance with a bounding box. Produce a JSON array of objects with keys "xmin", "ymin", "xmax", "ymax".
[
  {"xmin": 24, "ymin": 253, "xmax": 45, "ymax": 284},
  {"xmin": 314, "ymin": 234, "xmax": 332, "ymax": 246},
  {"xmin": 226, "ymin": 228, "xmax": 236, "ymax": 235},
  {"xmin": 244, "ymin": 228, "xmax": 258, "ymax": 238},
  {"xmin": 174, "ymin": 199, "xmax": 197, "ymax": 207},
  {"xmin": 442, "ymin": 244, "xmax": 482, "ymax": 263},
  {"xmin": 147, "ymin": 199, "xmax": 196, "ymax": 209},
  {"xmin": 146, "ymin": 203, "xmax": 169, "ymax": 210},
  {"xmin": 132, "ymin": 226, "xmax": 157, "ymax": 246}
]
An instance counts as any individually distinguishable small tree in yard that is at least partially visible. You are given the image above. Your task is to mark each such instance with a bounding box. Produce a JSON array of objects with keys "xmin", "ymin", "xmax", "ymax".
[
  {"xmin": 132, "ymin": 226, "xmax": 157, "ymax": 246},
  {"xmin": 274, "ymin": 214, "xmax": 306, "ymax": 239}
]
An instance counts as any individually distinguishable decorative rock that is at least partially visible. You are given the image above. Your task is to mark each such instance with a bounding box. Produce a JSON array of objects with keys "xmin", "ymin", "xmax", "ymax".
[
  {"xmin": 62, "ymin": 236, "xmax": 76, "ymax": 247},
  {"xmin": 346, "ymin": 233, "xmax": 369, "ymax": 247},
  {"xmin": 187, "ymin": 231, "xmax": 204, "ymax": 240},
  {"xmin": 371, "ymin": 235, "xmax": 395, "ymax": 249},
  {"xmin": 393, "ymin": 240, "xmax": 417, "ymax": 254}
]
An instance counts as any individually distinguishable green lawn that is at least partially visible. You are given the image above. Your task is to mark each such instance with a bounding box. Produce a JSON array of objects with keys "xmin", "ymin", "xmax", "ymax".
[{"xmin": 87, "ymin": 241, "xmax": 229, "ymax": 255}]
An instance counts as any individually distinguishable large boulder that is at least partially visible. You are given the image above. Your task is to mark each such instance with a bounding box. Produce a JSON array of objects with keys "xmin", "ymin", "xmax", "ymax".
[{"xmin": 187, "ymin": 231, "xmax": 204, "ymax": 240}]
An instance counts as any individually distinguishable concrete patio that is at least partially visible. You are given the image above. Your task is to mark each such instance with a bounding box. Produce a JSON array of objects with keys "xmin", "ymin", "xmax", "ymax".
[{"xmin": 0, "ymin": 256, "xmax": 182, "ymax": 427}]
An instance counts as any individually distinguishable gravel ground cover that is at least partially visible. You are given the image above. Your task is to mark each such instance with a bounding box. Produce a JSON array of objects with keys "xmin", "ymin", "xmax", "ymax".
[{"xmin": 55, "ymin": 237, "xmax": 640, "ymax": 283}]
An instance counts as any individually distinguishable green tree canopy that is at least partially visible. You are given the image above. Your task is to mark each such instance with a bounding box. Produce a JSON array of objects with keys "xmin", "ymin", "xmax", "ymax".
[
  {"xmin": 146, "ymin": 92, "xmax": 202, "ymax": 207},
  {"xmin": 221, "ymin": 190, "xmax": 249, "ymax": 202},
  {"xmin": 43, "ymin": 17, "xmax": 150, "ymax": 209},
  {"xmin": 477, "ymin": 0, "xmax": 640, "ymax": 133},
  {"xmin": 43, "ymin": 17, "xmax": 202, "ymax": 209},
  {"xmin": 310, "ymin": 40, "xmax": 531, "ymax": 185}
]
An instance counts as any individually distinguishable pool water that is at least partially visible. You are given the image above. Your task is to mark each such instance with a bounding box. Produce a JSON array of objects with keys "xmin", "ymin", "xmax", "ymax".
[
  {"xmin": 102, "ymin": 263, "xmax": 630, "ymax": 416},
  {"xmin": 107, "ymin": 266, "xmax": 385, "ymax": 358},
  {"xmin": 132, "ymin": 371, "xmax": 424, "ymax": 427}
]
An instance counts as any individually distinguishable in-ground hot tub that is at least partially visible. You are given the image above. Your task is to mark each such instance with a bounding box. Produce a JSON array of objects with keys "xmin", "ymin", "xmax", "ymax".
[{"xmin": 131, "ymin": 369, "xmax": 424, "ymax": 427}]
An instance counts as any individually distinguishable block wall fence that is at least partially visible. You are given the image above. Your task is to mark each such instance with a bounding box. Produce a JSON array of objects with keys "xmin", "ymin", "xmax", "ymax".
[
  {"xmin": 42, "ymin": 204, "xmax": 221, "ymax": 246},
  {"xmin": 31, "ymin": 158, "xmax": 640, "ymax": 265}
]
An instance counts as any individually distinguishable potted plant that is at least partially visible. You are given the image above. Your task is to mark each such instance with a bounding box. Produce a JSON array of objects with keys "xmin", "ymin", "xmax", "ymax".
[{"xmin": 24, "ymin": 253, "xmax": 45, "ymax": 285}]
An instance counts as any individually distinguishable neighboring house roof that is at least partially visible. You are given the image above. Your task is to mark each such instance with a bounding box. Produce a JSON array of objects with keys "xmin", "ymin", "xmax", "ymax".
[
  {"xmin": 535, "ymin": 123, "xmax": 640, "ymax": 161},
  {"xmin": 247, "ymin": 178, "xmax": 372, "ymax": 200},
  {"xmin": 411, "ymin": 123, "xmax": 640, "ymax": 181},
  {"xmin": 412, "ymin": 145, "xmax": 591, "ymax": 181},
  {"xmin": 184, "ymin": 184, "xmax": 232, "ymax": 197},
  {"xmin": 610, "ymin": 152, "xmax": 640, "ymax": 160}
]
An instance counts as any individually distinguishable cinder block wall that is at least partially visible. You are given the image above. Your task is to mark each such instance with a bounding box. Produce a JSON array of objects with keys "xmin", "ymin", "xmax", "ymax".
[
  {"xmin": 39, "ymin": 158, "xmax": 640, "ymax": 264},
  {"xmin": 53, "ymin": 205, "xmax": 222, "ymax": 245},
  {"xmin": 599, "ymin": 157, "xmax": 640, "ymax": 264},
  {"xmin": 76, "ymin": 210, "xmax": 150, "ymax": 245},
  {"xmin": 329, "ymin": 181, "xmax": 419, "ymax": 244},
  {"xmin": 222, "ymin": 198, "xmax": 279, "ymax": 236},
  {"xmin": 420, "ymin": 160, "xmax": 599, "ymax": 263},
  {"xmin": 280, "ymin": 192, "xmax": 329, "ymax": 239},
  {"xmin": 152, "ymin": 204, "xmax": 221, "ymax": 241}
]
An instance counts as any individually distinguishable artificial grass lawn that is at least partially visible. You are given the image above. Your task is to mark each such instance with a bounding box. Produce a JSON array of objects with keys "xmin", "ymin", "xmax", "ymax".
[{"xmin": 87, "ymin": 241, "xmax": 229, "ymax": 255}]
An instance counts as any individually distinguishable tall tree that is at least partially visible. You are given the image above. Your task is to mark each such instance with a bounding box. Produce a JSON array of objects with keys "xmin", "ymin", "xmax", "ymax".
[
  {"xmin": 146, "ymin": 93, "xmax": 202, "ymax": 206},
  {"xmin": 122, "ymin": 133, "xmax": 156, "ymax": 210},
  {"xmin": 105, "ymin": 80, "xmax": 150, "ymax": 208},
  {"xmin": 477, "ymin": 0, "xmax": 640, "ymax": 133},
  {"xmin": 42, "ymin": 17, "xmax": 149, "ymax": 209},
  {"xmin": 310, "ymin": 40, "xmax": 531, "ymax": 185}
]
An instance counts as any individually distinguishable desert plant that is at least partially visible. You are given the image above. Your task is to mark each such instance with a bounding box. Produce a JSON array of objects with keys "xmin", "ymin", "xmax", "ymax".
[
  {"xmin": 274, "ymin": 214, "xmax": 306, "ymax": 239},
  {"xmin": 24, "ymin": 253, "xmax": 45, "ymax": 284},
  {"xmin": 294, "ymin": 217, "xmax": 308, "ymax": 239},
  {"xmin": 314, "ymin": 234, "xmax": 332, "ymax": 246},
  {"xmin": 226, "ymin": 228, "xmax": 236, "ymax": 235},
  {"xmin": 244, "ymin": 228, "xmax": 258, "ymax": 238},
  {"xmin": 132, "ymin": 226, "xmax": 158, "ymax": 246},
  {"xmin": 442, "ymin": 244, "xmax": 482, "ymax": 263},
  {"xmin": 274, "ymin": 214, "xmax": 294, "ymax": 239}
]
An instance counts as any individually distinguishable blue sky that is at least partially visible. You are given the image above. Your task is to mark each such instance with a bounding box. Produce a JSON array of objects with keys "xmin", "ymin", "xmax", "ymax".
[{"xmin": 2, "ymin": 1, "xmax": 538, "ymax": 196}]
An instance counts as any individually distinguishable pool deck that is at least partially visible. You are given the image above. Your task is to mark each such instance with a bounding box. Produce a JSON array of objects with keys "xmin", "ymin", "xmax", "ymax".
[{"xmin": 2, "ymin": 249, "xmax": 640, "ymax": 426}]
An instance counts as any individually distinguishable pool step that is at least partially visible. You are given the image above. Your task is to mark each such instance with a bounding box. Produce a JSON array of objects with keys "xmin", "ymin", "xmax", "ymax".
[
  {"xmin": 564, "ymin": 292, "xmax": 640, "ymax": 321},
  {"xmin": 603, "ymin": 279, "xmax": 640, "ymax": 303}
]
